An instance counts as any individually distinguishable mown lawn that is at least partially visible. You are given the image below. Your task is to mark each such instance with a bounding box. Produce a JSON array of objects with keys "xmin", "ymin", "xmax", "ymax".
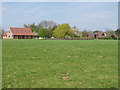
[{"xmin": 2, "ymin": 40, "xmax": 118, "ymax": 88}]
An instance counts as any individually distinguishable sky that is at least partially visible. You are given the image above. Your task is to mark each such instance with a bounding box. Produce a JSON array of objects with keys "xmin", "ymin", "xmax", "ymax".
[{"xmin": 1, "ymin": 2, "xmax": 118, "ymax": 31}]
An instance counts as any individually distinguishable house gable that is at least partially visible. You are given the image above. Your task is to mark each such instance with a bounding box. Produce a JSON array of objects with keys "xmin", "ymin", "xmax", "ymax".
[{"xmin": 7, "ymin": 28, "xmax": 13, "ymax": 38}]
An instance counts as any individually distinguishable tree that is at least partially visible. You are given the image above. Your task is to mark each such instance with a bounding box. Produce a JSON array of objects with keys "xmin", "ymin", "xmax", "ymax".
[
  {"xmin": 105, "ymin": 30, "xmax": 115, "ymax": 37},
  {"xmin": 93, "ymin": 30, "xmax": 102, "ymax": 33},
  {"xmin": 52, "ymin": 23, "xmax": 74, "ymax": 38},
  {"xmin": 72, "ymin": 26, "xmax": 82, "ymax": 37},
  {"xmin": 30, "ymin": 23, "xmax": 35, "ymax": 29},
  {"xmin": 69, "ymin": 29, "xmax": 75, "ymax": 37},
  {"xmin": 73, "ymin": 26, "xmax": 76, "ymax": 29},
  {"xmin": 38, "ymin": 28, "xmax": 52, "ymax": 38},
  {"xmin": 0, "ymin": 28, "xmax": 5, "ymax": 39},
  {"xmin": 31, "ymin": 28, "xmax": 37, "ymax": 32},
  {"xmin": 52, "ymin": 24, "xmax": 58, "ymax": 31},
  {"xmin": 82, "ymin": 30, "xmax": 88, "ymax": 37},
  {"xmin": 33, "ymin": 20, "xmax": 57, "ymax": 33},
  {"xmin": 37, "ymin": 20, "xmax": 56, "ymax": 29},
  {"xmin": 24, "ymin": 20, "xmax": 56, "ymax": 31},
  {"xmin": 36, "ymin": 23, "xmax": 43, "ymax": 30},
  {"xmin": 24, "ymin": 24, "xmax": 28, "ymax": 28},
  {"xmin": 48, "ymin": 24, "xmax": 58, "ymax": 37},
  {"xmin": 111, "ymin": 34, "xmax": 115, "ymax": 39},
  {"xmin": 115, "ymin": 28, "xmax": 120, "ymax": 37}
]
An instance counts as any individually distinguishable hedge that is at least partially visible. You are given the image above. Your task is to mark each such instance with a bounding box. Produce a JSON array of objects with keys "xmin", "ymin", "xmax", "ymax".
[{"xmin": 99, "ymin": 37, "xmax": 109, "ymax": 40}]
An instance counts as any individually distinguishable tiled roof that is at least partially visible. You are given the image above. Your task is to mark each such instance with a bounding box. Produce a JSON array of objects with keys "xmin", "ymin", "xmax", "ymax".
[
  {"xmin": 3, "ymin": 31, "xmax": 7, "ymax": 36},
  {"xmin": 10, "ymin": 27, "xmax": 36, "ymax": 36},
  {"xmin": 93, "ymin": 32, "xmax": 103, "ymax": 35}
]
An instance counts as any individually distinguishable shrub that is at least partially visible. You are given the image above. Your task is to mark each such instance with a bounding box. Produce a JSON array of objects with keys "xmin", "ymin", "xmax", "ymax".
[
  {"xmin": 99, "ymin": 37, "xmax": 109, "ymax": 40},
  {"xmin": 119, "ymin": 37, "xmax": 120, "ymax": 40},
  {"xmin": 108, "ymin": 37, "xmax": 112, "ymax": 39},
  {"xmin": 73, "ymin": 37, "xmax": 94, "ymax": 40}
]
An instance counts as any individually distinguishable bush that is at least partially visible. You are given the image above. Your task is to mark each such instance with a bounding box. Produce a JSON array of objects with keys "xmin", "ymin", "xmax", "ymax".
[
  {"xmin": 108, "ymin": 37, "xmax": 112, "ymax": 39},
  {"xmin": 65, "ymin": 36, "xmax": 72, "ymax": 39},
  {"xmin": 110, "ymin": 34, "xmax": 117, "ymax": 40},
  {"xmin": 99, "ymin": 37, "xmax": 109, "ymax": 40},
  {"xmin": 73, "ymin": 37, "xmax": 94, "ymax": 40},
  {"xmin": 118, "ymin": 37, "xmax": 120, "ymax": 40},
  {"xmin": 108, "ymin": 37, "xmax": 115, "ymax": 40}
]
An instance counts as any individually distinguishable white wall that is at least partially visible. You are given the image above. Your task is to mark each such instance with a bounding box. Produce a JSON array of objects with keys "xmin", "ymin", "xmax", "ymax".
[{"xmin": 7, "ymin": 28, "xmax": 13, "ymax": 38}]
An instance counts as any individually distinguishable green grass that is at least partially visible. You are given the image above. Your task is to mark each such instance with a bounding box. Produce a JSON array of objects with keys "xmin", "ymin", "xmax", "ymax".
[{"xmin": 2, "ymin": 40, "xmax": 118, "ymax": 88}]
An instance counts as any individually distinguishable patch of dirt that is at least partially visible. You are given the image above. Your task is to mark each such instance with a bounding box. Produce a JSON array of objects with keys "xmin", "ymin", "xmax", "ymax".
[
  {"xmin": 61, "ymin": 73, "xmax": 69, "ymax": 76},
  {"xmin": 66, "ymin": 83, "xmax": 70, "ymax": 86},
  {"xmin": 96, "ymin": 56, "xmax": 103, "ymax": 58},
  {"xmin": 74, "ymin": 56, "xmax": 78, "ymax": 58},
  {"xmin": 61, "ymin": 77, "xmax": 68, "ymax": 80},
  {"xmin": 67, "ymin": 56, "xmax": 71, "ymax": 58}
]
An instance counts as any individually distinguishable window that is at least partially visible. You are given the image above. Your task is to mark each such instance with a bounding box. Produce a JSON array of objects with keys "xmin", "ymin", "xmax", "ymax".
[
  {"xmin": 17, "ymin": 30, "xmax": 19, "ymax": 32},
  {"xmin": 29, "ymin": 31, "xmax": 31, "ymax": 32},
  {"xmin": 9, "ymin": 31, "xmax": 10, "ymax": 33},
  {"xmin": 25, "ymin": 30, "xmax": 27, "ymax": 32},
  {"xmin": 21, "ymin": 30, "xmax": 23, "ymax": 32}
]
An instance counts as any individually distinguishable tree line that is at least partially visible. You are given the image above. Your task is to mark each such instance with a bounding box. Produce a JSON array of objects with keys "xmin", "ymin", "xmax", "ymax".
[
  {"xmin": 1, "ymin": 20, "xmax": 120, "ymax": 39},
  {"xmin": 24, "ymin": 20, "xmax": 77, "ymax": 38},
  {"xmin": 23, "ymin": 20, "xmax": 120, "ymax": 39}
]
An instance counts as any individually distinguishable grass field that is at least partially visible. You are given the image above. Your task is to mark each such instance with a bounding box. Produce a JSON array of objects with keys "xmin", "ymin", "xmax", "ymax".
[{"xmin": 2, "ymin": 40, "xmax": 118, "ymax": 88}]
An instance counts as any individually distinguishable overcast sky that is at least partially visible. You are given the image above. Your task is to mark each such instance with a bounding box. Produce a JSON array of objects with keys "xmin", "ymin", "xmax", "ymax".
[{"xmin": 2, "ymin": 2, "xmax": 118, "ymax": 31}]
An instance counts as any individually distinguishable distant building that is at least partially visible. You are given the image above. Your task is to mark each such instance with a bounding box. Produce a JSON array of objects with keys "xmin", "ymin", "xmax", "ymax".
[
  {"xmin": 88, "ymin": 31, "xmax": 107, "ymax": 38},
  {"xmin": 3, "ymin": 27, "xmax": 36, "ymax": 39}
]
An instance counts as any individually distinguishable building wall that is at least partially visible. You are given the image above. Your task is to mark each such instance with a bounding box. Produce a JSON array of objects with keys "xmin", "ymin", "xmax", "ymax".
[
  {"xmin": 7, "ymin": 29, "xmax": 13, "ymax": 39},
  {"xmin": 3, "ymin": 35, "xmax": 7, "ymax": 39},
  {"xmin": 14, "ymin": 35, "xmax": 18, "ymax": 39}
]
